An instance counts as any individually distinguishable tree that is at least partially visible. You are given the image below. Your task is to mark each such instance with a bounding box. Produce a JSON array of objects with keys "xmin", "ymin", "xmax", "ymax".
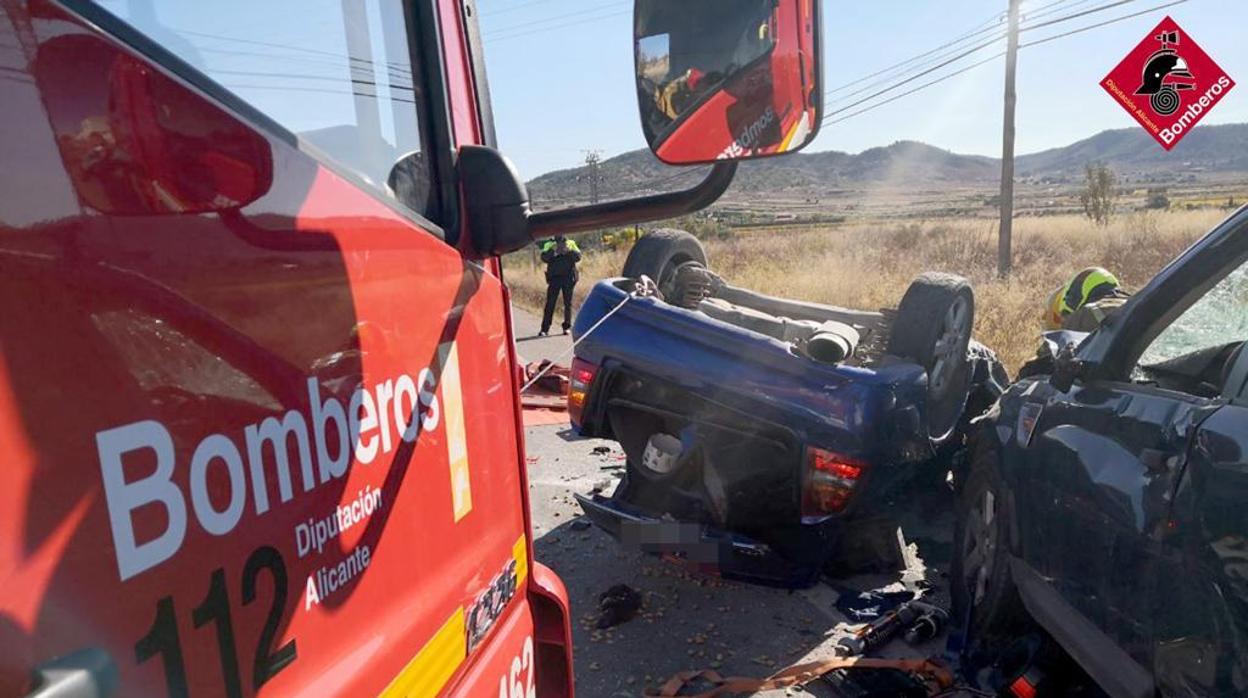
[
  {"xmin": 1145, "ymin": 187, "xmax": 1170, "ymax": 210},
  {"xmin": 1080, "ymin": 163, "xmax": 1117, "ymax": 226}
]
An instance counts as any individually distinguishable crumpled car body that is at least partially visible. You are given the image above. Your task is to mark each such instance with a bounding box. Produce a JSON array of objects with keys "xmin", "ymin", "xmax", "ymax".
[{"xmin": 570, "ymin": 277, "xmax": 1007, "ymax": 587}]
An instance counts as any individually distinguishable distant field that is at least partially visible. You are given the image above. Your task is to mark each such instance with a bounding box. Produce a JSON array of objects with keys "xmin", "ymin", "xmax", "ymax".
[{"xmin": 505, "ymin": 208, "xmax": 1229, "ymax": 373}]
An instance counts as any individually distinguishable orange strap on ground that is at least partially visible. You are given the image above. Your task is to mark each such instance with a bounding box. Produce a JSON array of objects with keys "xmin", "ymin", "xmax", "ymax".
[{"xmin": 648, "ymin": 656, "xmax": 955, "ymax": 697}]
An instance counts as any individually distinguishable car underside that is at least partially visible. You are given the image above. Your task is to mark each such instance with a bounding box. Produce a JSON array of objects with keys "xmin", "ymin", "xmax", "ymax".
[{"xmin": 570, "ymin": 229, "xmax": 1008, "ymax": 586}]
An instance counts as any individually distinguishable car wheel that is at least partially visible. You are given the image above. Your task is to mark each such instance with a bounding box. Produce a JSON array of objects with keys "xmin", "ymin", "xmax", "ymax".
[
  {"xmin": 887, "ymin": 272, "xmax": 974, "ymax": 445},
  {"xmin": 621, "ymin": 228, "xmax": 708, "ymax": 299},
  {"xmin": 951, "ymin": 439, "xmax": 1025, "ymax": 645}
]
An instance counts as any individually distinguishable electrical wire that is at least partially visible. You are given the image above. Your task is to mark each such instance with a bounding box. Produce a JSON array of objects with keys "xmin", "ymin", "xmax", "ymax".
[
  {"xmin": 823, "ymin": 9, "xmax": 1008, "ymax": 98},
  {"xmin": 827, "ymin": 0, "xmax": 1156, "ymax": 107},
  {"xmin": 824, "ymin": 51, "xmax": 1007, "ymax": 126},
  {"xmin": 487, "ymin": 7, "xmax": 630, "ymax": 43},
  {"xmin": 824, "ymin": 36, "xmax": 1010, "ymax": 117},
  {"xmin": 822, "ymin": 0, "xmax": 1190, "ymax": 126},
  {"xmin": 1020, "ymin": 0, "xmax": 1139, "ymax": 32},
  {"xmin": 1020, "ymin": 0, "xmax": 1190, "ymax": 46},
  {"xmin": 481, "ymin": 0, "xmax": 557, "ymax": 19},
  {"xmin": 485, "ymin": 0, "xmax": 626, "ymax": 36}
]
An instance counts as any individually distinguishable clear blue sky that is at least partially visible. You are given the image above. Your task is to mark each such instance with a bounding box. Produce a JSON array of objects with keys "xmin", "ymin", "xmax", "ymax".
[{"xmin": 479, "ymin": 0, "xmax": 1248, "ymax": 178}]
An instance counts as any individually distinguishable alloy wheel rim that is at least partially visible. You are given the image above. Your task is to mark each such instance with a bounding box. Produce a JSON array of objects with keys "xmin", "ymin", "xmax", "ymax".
[
  {"xmin": 962, "ymin": 488, "xmax": 997, "ymax": 607},
  {"xmin": 930, "ymin": 296, "xmax": 970, "ymax": 396}
]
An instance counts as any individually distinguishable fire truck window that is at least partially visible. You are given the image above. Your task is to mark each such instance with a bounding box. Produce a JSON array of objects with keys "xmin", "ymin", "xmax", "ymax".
[
  {"xmin": 635, "ymin": 0, "xmax": 777, "ymax": 138},
  {"xmin": 90, "ymin": 0, "xmax": 434, "ymax": 220}
]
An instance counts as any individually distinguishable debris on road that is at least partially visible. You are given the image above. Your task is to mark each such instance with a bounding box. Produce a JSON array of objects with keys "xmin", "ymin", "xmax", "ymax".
[
  {"xmin": 831, "ymin": 584, "xmax": 916, "ymax": 622},
  {"xmin": 596, "ymin": 583, "xmax": 643, "ymax": 629}
]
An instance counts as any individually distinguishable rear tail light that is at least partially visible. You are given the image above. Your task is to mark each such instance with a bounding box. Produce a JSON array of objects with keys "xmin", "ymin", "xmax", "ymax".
[
  {"xmin": 567, "ymin": 358, "xmax": 598, "ymax": 426},
  {"xmin": 801, "ymin": 447, "xmax": 866, "ymax": 520}
]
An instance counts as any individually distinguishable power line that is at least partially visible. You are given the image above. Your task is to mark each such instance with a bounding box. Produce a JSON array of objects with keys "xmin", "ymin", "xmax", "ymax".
[
  {"xmin": 823, "ymin": 34, "xmax": 1009, "ymax": 117},
  {"xmin": 1020, "ymin": 0, "xmax": 1138, "ymax": 32},
  {"xmin": 825, "ymin": 0, "xmax": 1156, "ymax": 113},
  {"xmin": 1020, "ymin": 0, "xmax": 1097, "ymax": 21},
  {"xmin": 481, "ymin": 0, "xmax": 558, "ymax": 18},
  {"xmin": 1020, "ymin": 0, "xmax": 1190, "ymax": 46},
  {"xmin": 487, "ymin": 8, "xmax": 630, "ymax": 42},
  {"xmin": 486, "ymin": 1, "xmax": 626, "ymax": 36},
  {"xmin": 822, "ymin": 0, "xmax": 1189, "ymax": 126},
  {"xmin": 826, "ymin": 0, "xmax": 1148, "ymax": 106},
  {"xmin": 823, "ymin": 10, "xmax": 1008, "ymax": 97},
  {"xmin": 826, "ymin": 30, "xmax": 1008, "ymax": 106},
  {"xmin": 176, "ymin": 28, "xmax": 414, "ymax": 75},
  {"xmin": 824, "ymin": 52, "xmax": 1006, "ymax": 125}
]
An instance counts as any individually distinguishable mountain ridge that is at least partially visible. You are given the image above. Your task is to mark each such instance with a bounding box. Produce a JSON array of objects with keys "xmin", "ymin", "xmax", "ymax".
[{"xmin": 527, "ymin": 123, "xmax": 1248, "ymax": 205}]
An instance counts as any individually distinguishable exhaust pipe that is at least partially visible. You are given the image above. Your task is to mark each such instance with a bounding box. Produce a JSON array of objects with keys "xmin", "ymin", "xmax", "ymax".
[{"xmin": 806, "ymin": 321, "xmax": 860, "ymax": 364}]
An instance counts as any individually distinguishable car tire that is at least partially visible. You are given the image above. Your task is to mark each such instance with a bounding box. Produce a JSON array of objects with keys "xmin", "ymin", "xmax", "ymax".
[
  {"xmin": 621, "ymin": 228, "xmax": 708, "ymax": 299},
  {"xmin": 950, "ymin": 437, "xmax": 1026, "ymax": 646},
  {"xmin": 887, "ymin": 272, "xmax": 974, "ymax": 444}
]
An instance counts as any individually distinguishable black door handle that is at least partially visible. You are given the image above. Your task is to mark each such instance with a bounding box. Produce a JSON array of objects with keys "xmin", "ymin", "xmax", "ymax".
[{"xmin": 25, "ymin": 648, "xmax": 116, "ymax": 698}]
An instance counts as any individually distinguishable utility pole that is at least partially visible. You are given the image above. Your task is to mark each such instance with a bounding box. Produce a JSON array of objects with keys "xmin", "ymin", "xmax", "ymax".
[
  {"xmin": 997, "ymin": 0, "xmax": 1020, "ymax": 278},
  {"xmin": 582, "ymin": 149, "xmax": 602, "ymax": 204}
]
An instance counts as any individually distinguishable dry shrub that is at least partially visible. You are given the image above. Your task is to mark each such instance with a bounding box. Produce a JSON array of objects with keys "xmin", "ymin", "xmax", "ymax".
[{"xmin": 504, "ymin": 209, "xmax": 1226, "ymax": 373}]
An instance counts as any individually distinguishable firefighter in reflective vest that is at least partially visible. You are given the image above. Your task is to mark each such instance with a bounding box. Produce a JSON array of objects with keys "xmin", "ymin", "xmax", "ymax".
[
  {"xmin": 1044, "ymin": 266, "xmax": 1130, "ymax": 332},
  {"xmin": 539, "ymin": 235, "xmax": 582, "ymax": 336}
]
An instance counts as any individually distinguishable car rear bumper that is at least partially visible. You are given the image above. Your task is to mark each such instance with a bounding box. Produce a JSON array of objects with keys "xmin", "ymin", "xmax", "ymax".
[{"xmin": 574, "ymin": 493, "xmax": 823, "ymax": 588}]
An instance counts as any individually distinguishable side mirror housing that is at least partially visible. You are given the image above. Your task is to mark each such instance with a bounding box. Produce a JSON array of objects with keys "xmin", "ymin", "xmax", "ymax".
[
  {"xmin": 634, "ymin": 0, "xmax": 822, "ymax": 164},
  {"xmin": 457, "ymin": 146, "xmax": 533, "ymax": 256},
  {"xmin": 1050, "ymin": 342, "xmax": 1086, "ymax": 393},
  {"xmin": 455, "ymin": 145, "xmax": 737, "ymax": 257}
]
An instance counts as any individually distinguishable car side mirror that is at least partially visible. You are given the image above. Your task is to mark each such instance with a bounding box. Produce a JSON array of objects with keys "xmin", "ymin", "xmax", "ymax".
[
  {"xmin": 634, "ymin": 0, "xmax": 822, "ymax": 164},
  {"xmin": 1050, "ymin": 342, "xmax": 1086, "ymax": 393}
]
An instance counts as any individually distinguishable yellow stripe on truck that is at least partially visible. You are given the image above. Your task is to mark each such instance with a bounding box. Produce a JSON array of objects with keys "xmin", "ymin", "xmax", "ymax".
[
  {"xmin": 381, "ymin": 542, "xmax": 527, "ymax": 696},
  {"xmin": 440, "ymin": 341, "xmax": 473, "ymax": 523},
  {"xmin": 379, "ymin": 608, "xmax": 467, "ymax": 698},
  {"xmin": 513, "ymin": 534, "xmax": 528, "ymax": 587},
  {"xmin": 778, "ymin": 119, "xmax": 802, "ymax": 152}
]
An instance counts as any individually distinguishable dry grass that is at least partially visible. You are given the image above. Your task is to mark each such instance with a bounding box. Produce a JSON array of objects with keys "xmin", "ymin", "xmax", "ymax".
[{"xmin": 504, "ymin": 209, "xmax": 1227, "ymax": 372}]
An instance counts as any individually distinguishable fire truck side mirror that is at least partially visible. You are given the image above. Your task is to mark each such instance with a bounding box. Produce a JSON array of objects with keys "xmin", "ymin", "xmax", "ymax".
[{"xmin": 634, "ymin": 0, "xmax": 822, "ymax": 165}]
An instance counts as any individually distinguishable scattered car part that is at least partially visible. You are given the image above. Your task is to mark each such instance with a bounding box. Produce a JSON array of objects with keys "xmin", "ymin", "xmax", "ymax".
[
  {"xmin": 820, "ymin": 667, "xmax": 931, "ymax": 698},
  {"xmin": 595, "ymin": 584, "xmax": 643, "ymax": 629},
  {"xmin": 836, "ymin": 600, "xmax": 949, "ymax": 657},
  {"xmin": 903, "ymin": 605, "xmax": 951, "ymax": 645},
  {"xmin": 649, "ymin": 655, "xmax": 954, "ymax": 698},
  {"xmin": 641, "ymin": 433, "xmax": 682, "ymax": 475}
]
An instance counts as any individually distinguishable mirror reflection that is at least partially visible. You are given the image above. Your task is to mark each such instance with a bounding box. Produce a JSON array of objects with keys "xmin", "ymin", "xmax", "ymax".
[{"xmin": 635, "ymin": 0, "xmax": 820, "ymax": 165}]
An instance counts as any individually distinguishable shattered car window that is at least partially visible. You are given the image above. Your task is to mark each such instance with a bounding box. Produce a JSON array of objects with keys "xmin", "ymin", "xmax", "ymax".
[{"xmin": 1140, "ymin": 260, "xmax": 1248, "ymax": 367}]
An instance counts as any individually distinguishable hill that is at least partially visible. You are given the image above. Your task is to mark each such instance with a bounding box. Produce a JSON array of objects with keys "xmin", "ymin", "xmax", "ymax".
[{"xmin": 526, "ymin": 123, "xmax": 1248, "ymax": 208}]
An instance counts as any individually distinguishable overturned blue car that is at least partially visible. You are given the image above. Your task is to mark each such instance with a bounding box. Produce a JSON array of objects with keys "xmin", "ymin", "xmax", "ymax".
[{"xmin": 569, "ymin": 229, "xmax": 1007, "ymax": 587}]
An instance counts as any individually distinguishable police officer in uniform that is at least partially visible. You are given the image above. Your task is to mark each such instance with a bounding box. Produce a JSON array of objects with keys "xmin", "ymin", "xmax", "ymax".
[{"xmin": 539, "ymin": 235, "xmax": 582, "ymax": 336}]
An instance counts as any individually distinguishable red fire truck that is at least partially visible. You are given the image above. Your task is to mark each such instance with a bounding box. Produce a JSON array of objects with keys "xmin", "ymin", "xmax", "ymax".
[{"xmin": 0, "ymin": 0, "xmax": 821, "ymax": 695}]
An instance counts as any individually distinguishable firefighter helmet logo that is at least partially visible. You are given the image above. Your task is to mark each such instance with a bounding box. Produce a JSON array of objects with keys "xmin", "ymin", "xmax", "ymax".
[
  {"xmin": 1134, "ymin": 30, "xmax": 1192, "ymax": 116},
  {"xmin": 1100, "ymin": 17, "xmax": 1234, "ymax": 150}
]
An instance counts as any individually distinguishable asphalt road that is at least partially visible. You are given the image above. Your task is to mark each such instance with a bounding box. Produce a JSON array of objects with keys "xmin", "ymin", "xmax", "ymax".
[{"xmin": 512, "ymin": 308, "xmax": 960, "ymax": 697}]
